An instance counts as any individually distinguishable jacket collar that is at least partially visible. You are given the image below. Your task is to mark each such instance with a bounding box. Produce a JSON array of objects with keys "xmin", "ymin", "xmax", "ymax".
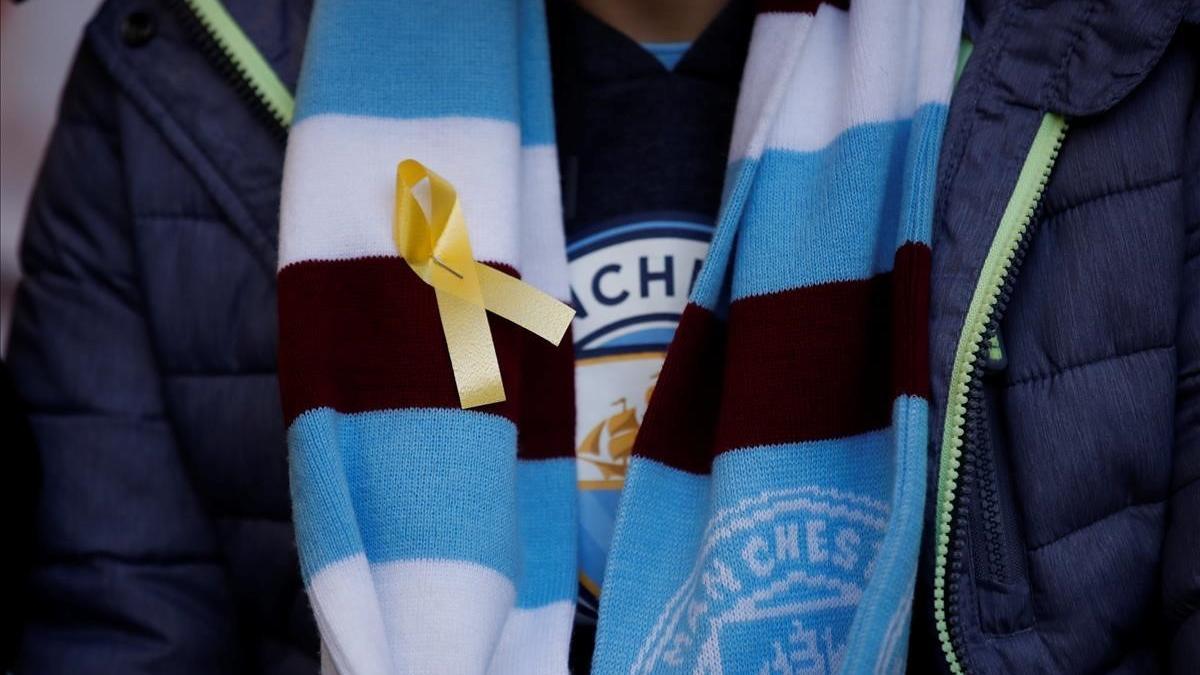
[
  {"xmin": 966, "ymin": 0, "xmax": 1189, "ymax": 116},
  {"xmin": 85, "ymin": 0, "xmax": 311, "ymax": 273}
]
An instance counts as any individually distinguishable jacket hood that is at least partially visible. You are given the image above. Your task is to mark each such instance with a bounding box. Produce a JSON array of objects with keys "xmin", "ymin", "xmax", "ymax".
[{"xmin": 965, "ymin": 0, "xmax": 1190, "ymax": 117}]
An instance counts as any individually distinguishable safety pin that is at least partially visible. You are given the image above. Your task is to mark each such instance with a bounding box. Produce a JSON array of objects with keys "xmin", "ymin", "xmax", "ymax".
[{"xmin": 432, "ymin": 256, "xmax": 464, "ymax": 279}]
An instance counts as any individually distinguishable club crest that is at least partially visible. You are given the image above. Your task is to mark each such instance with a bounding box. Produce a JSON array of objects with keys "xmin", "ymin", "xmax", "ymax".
[{"xmin": 633, "ymin": 486, "xmax": 890, "ymax": 674}]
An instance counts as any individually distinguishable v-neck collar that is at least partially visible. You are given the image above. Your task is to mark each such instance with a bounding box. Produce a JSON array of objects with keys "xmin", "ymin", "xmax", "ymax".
[{"xmin": 554, "ymin": 0, "xmax": 752, "ymax": 85}]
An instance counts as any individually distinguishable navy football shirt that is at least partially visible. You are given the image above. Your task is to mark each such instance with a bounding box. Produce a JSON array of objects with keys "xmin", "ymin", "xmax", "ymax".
[{"xmin": 547, "ymin": 0, "xmax": 753, "ymax": 664}]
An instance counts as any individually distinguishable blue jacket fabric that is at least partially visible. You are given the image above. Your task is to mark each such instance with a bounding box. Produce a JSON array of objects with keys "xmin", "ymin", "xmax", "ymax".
[
  {"xmin": 912, "ymin": 1, "xmax": 1199, "ymax": 673},
  {"xmin": 6, "ymin": 1, "xmax": 1197, "ymax": 674},
  {"xmin": 8, "ymin": 1, "xmax": 317, "ymax": 673}
]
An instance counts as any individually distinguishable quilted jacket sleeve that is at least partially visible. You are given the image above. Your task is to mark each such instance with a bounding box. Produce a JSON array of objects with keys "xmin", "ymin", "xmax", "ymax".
[
  {"xmin": 1163, "ymin": 62, "xmax": 1199, "ymax": 674},
  {"xmin": 6, "ymin": 39, "xmax": 239, "ymax": 674}
]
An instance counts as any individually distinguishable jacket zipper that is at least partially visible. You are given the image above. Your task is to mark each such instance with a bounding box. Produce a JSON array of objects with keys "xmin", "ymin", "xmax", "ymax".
[
  {"xmin": 970, "ymin": 333, "xmax": 1012, "ymax": 585},
  {"xmin": 933, "ymin": 113, "xmax": 1067, "ymax": 674},
  {"xmin": 969, "ymin": 366, "xmax": 1007, "ymax": 581},
  {"xmin": 175, "ymin": 0, "xmax": 294, "ymax": 137}
]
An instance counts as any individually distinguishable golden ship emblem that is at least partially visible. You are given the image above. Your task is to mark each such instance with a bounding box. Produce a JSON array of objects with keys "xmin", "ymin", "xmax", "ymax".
[{"xmin": 577, "ymin": 378, "xmax": 657, "ymax": 480}]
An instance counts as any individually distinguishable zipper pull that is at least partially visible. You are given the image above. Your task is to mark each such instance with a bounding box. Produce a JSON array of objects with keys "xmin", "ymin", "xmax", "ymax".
[{"xmin": 983, "ymin": 332, "xmax": 1007, "ymax": 372}]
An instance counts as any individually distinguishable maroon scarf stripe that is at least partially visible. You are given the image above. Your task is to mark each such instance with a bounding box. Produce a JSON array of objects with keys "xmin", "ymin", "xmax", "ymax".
[
  {"xmin": 713, "ymin": 241, "xmax": 931, "ymax": 453},
  {"xmin": 890, "ymin": 242, "xmax": 932, "ymax": 401},
  {"xmin": 277, "ymin": 257, "xmax": 523, "ymax": 424},
  {"xmin": 630, "ymin": 304, "xmax": 726, "ymax": 475},
  {"xmin": 629, "ymin": 242, "xmax": 930, "ymax": 474},
  {"xmin": 517, "ymin": 326, "xmax": 577, "ymax": 460},
  {"xmin": 278, "ymin": 257, "xmax": 575, "ymax": 459},
  {"xmin": 756, "ymin": 0, "xmax": 849, "ymax": 14}
]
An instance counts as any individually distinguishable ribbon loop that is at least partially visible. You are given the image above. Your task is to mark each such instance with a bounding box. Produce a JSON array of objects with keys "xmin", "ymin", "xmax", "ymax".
[{"xmin": 393, "ymin": 159, "xmax": 575, "ymax": 408}]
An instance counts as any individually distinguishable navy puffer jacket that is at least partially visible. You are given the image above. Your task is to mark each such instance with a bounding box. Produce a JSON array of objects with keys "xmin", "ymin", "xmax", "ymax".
[
  {"xmin": 6, "ymin": 0, "xmax": 1198, "ymax": 673},
  {"xmin": 8, "ymin": 1, "xmax": 317, "ymax": 673},
  {"xmin": 911, "ymin": 1, "xmax": 1200, "ymax": 673}
]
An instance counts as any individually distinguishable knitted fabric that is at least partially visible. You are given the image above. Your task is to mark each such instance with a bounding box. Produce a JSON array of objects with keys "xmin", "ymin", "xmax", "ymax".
[{"xmin": 277, "ymin": 0, "xmax": 961, "ymax": 673}]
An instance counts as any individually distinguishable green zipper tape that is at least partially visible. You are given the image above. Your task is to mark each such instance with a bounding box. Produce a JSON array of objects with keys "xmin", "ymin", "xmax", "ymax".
[
  {"xmin": 955, "ymin": 40, "xmax": 974, "ymax": 85},
  {"xmin": 183, "ymin": 0, "xmax": 295, "ymax": 127},
  {"xmin": 932, "ymin": 112, "xmax": 1067, "ymax": 674}
]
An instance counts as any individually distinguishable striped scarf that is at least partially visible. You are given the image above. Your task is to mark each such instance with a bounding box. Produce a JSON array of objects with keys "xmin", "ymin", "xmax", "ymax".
[{"xmin": 277, "ymin": 1, "xmax": 962, "ymax": 673}]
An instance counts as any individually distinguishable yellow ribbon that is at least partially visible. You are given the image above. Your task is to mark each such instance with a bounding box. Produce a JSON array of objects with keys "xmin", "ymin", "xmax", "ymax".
[{"xmin": 393, "ymin": 159, "xmax": 575, "ymax": 408}]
